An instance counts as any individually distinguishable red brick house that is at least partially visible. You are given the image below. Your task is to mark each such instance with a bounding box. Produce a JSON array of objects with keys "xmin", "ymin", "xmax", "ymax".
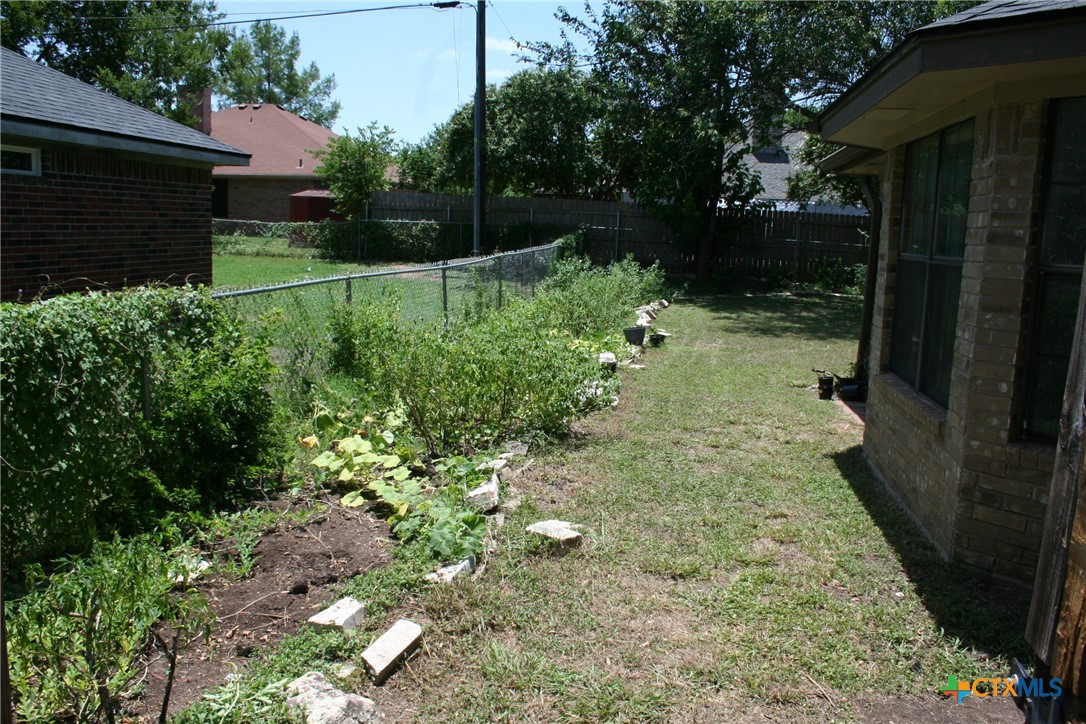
[
  {"xmin": 0, "ymin": 48, "xmax": 249, "ymax": 301},
  {"xmin": 814, "ymin": 0, "xmax": 1085, "ymax": 583},
  {"xmin": 209, "ymin": 104, "xmax": 337, "ymax": 222}
]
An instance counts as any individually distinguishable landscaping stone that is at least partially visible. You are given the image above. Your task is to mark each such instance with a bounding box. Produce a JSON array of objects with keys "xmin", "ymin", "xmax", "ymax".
[
  {"xmin": 172, "ymin": 555, "xmax": 211, "ymax": 584},
  {"xmin": 629, "ymin": 364, "xmax": 646, "ymax": 370},
  {"xmin": 362, "ymin": 619, "xmax": 423, "ymax": 683},
  {"xmin": 500, "ymin": 458, "xmax": 534, "ymax": 483},
  {"xmin": 307, "ymin": 596, "xmax": 365, "ymax": 631},
  {"xmin": 526, "ymin": 519, "xmax": 583, "ymax": 545},
  {"xmin": 286, "ymin": 672, "xmax": 382, "ymax": 724},
  {"xmin": 466, "ymin": 476, "xmax": 500, "ymax": 512},
  {"xmin": 424, "ymin": 556, "xmax": 477, "ymax": 583},
  {"xmin": 476, "ymin": 458, "xmax": 508, "ymax": 473},
  {"xmin": 598, "ymin": 351, "xmax": 617, "ymax": 365},
  {"xmin": 659, "ymin": 299, "xmax": 670, "ymax": 307},
  {"xmin": 504, "ymin": 441, "xmax": 529, "ymax": 456},
  {"xmin": 636, "ymin": 305, "xmax": 657, "ymax": 319},
  {"xmin": 636, "ymin": 313, "xmax": 653, "ymax": 327}
]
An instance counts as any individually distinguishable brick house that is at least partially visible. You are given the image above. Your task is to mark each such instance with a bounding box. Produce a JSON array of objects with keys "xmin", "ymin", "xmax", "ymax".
[
  {"xmin": 209, "ymin": 104, "xmax": 337, "ymax": 222},
  {"xmin": 0, "ymin": 48, "xmax": 249, "ymax": 301},
  {"xmin": 813, "ymin": 0, "xmax": 1085, "ymax": 582}
]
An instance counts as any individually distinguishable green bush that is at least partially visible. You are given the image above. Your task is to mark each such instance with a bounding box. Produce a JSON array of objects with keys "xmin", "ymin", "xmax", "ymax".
[
  {"xmin": 328, "ymin": 256, "xmax": 665, "ymax": 455},
  {"xmin": 0, "ymin": 287, "xmax": 283, "ymax": 568},
  {"xmin": 6, "ymin": 535, "xmax": 212, "ymax": 723},
  {"xmin": 814, "ymin": 257, "xmax": 867, "ymax": 294}
]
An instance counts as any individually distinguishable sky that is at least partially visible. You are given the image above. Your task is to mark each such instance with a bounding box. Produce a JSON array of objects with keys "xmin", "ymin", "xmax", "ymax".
[{"xmin": 215, "ymin": 1, "xmax": 595, "ymax": 144}]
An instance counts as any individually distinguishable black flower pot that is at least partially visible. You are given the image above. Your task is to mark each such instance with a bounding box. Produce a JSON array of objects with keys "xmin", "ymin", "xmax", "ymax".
[{"xmin": 623, "ymin": 326, "xmax": 647, "ymax": 345}]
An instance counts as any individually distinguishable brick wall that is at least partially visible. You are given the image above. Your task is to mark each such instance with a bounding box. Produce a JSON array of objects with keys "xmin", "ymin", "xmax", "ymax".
[
  {"xmin": 1, "ymin": 147, "xmax": 213, "ymax": 301},
  {"xmin": 223, "ymin": 177, "xmax": 319, "ymax": 222},
  {"xmin": 952, "ymin": 100, "xmax": 1055, "ymax": 581},
  {"xmin": 865, "ymin": 144, "xmax": 961, "ymax": 555},
  {"xmin": 863, "ymin": 100, "xmax": 1057, "ymax": 582}
]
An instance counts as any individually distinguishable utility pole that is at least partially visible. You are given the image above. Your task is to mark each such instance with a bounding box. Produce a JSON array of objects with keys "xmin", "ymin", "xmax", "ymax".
[
  {"xmin": 433, "ymin": 0, "xmax": 485, "ymax": 256},
  {"xmin": 473, "ymin": 0, "xmax": 486, "ymax": 256}
]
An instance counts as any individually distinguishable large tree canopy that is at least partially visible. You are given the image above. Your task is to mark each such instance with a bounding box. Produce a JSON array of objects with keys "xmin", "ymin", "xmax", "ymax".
[
  {"xmin": 0, "ymin": 0, "xmax": 228, "ymax": 125},
  {"xmin": 530, "ymin": 0, "xmax": 977, "ymax": 279},
  {"xmin": 397, "ymin": 67, "xmax": 615, "ymax": 200},
  {"xmin": 215, "ymin": 20, "xmax": 340, "ymax": 129}
]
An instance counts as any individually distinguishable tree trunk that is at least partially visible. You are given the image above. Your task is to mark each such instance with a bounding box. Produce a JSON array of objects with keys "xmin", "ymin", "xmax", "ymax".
[{"xmin": 695, "ymin": 155, "xmax": 726, "ymax": 283}]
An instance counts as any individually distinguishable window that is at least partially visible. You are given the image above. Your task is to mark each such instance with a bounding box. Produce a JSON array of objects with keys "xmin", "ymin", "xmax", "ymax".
[
  {"xmin": 890, "ymin": 119, "xmax": 974, "ymax": 408},
  {"xmin": 0, "ymin": 145, "xmax": 40, "ymax": 175},
  {"xmin": 1023, "ymin": 97, "xmax": 1086, "ymax": 440}
]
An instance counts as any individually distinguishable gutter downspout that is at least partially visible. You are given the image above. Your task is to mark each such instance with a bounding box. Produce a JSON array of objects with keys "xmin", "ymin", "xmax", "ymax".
[{"xmin": 857, "ymin": 176, "xmax": 881, "ymax": 380}]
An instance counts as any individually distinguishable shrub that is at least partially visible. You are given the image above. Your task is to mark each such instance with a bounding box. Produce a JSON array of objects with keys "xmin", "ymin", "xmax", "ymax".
[
  {"xmin": 0, "ymin": 287, "xmax": 283, "ymax": 568},
  {"xmin": 328, "ymin": 256, "xmax": 666, "ymax": 455},
  {"xmin": 6, "ymin": 535, "xmax": 212, "ymax": 723},
  {"xmin": 813, "ymin": 257, "xmax": 867, "ymax": 294}
]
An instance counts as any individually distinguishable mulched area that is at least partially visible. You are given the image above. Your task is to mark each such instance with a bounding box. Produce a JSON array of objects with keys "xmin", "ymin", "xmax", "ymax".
[{"xmin": 124, "ymin": 497, "xmax": 391, "ymax": 720}]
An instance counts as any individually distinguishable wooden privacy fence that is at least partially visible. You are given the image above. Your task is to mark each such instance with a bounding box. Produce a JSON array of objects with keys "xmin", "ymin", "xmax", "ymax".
[
  {"xmin": 224, "ymin": 189, "xmax": 870, "ymax": 278},
  {"xmin": 713, "ymin": 208, "xmax": 869, "ymax": 279}
]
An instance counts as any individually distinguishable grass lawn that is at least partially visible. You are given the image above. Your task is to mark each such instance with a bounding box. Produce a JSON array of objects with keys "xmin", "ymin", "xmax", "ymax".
[
  {"xmin": 213, "ymin": 253, "xmax": 386, "ymax": 290},
  {"xmin": 355, "ymin": 293, "xmax": 1030, "ymax": 722}
]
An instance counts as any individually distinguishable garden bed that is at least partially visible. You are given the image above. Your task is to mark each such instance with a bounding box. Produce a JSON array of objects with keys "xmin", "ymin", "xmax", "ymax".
[{"xmin": 126, "ymin": 498, "xmax": 391, "ymax": 719}]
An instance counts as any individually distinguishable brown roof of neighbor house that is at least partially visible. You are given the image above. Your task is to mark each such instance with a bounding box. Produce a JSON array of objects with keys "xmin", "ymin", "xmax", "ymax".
[{"xmin": 210, "ymin": 104, "xmax": 337, "ymax": 177}]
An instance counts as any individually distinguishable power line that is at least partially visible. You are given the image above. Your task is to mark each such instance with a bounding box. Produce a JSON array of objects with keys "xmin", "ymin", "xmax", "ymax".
[{"xmin": 95, "ymin": 3, "xmax": 465, "ymax": 33}]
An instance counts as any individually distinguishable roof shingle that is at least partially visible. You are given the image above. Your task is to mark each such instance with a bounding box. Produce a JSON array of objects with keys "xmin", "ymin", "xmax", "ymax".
[
  {"xmin": 0, "ymin": 47, "xmax": 247, "ymax": 162},
  {"xmin": 210, "ymin": 104, "xmax": 337, "ymax": 177}
]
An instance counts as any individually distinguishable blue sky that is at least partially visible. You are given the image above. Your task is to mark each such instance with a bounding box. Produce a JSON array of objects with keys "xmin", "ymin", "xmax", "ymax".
[{"xmin": 216, "ymin": 1, "xmax": 595, "ymax": 144}]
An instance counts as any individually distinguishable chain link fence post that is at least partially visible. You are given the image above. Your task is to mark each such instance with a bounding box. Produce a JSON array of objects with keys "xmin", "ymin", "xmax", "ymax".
[
  {"xmin": 496, "ymin": 256, "xmax": 504, "ymax": 310},
  {"xmin": 346, "ymin": 276, "xmax": 353, "ymax": 305},
  {"xmin": 441, "ymin": 260, "xmax": 449, "ymax": 325}
]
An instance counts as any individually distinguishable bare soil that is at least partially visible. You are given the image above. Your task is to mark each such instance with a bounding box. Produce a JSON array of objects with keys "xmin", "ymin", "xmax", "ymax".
[{"xmin": 124, "ymin": 497, "xmax": 391, "ymax": 721}]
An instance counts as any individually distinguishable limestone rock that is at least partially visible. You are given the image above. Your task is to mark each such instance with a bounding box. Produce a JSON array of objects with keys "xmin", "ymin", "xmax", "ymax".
[
  {"xmin": 526, "ymin": 519, "xmax": 583, "ymax": 545},
  {"xmin": 465, "ymin": 476, "xmax": 500, "ymax": 512},
  {"xmin": 362, "ymin": 619, "xmax": 423, "ymax": 683},
  {"xmin": 286, "ymin": 672, "xmax": 382, "ymax": 724},
  {"xmin": 425, "ymin": 557, "xmax": 477, "ymax": 584},
  {"xmin": 307, "ymin": 597, "xmax": 365, "ymax": 631},
  {"xmin": 504, "ymin": 441, "xmax": 529, "ymax": 456}
]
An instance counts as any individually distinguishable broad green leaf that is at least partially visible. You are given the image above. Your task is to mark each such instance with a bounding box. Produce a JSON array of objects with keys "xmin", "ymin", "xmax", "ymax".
[
  {"xmin": 378, "ymin": 454, "xmax": 401, "ymax": 469},
  {"xmin": 311, "ymin": 451, "xmax": 338, "ymax": 469},
  {"xmin": 385, "ymin": 466, "xmax": 411, "ymax": 481},
  {"xmin": 341, "ymin": 490, "xmax": 366, "ymax": 508},
  {"xmin": 338, "ymin": 436, "xmax": 371, "ymax": 455},
  {"xmin": 313, "ymin": 411, "xmax": 339, "ymax": 434},
  {"xmin": 337, "ymin": 468, "xmax": 355, "ymax": 482}
]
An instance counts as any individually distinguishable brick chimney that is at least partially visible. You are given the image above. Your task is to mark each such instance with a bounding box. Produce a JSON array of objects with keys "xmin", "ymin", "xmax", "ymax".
[{"xmin": 180, "ymin": 86, "xmax": 213, "ymax": 134}]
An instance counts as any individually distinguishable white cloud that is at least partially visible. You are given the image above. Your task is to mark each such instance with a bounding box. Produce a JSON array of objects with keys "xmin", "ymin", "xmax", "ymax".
[
  {"xmin": 435, "ymin": 48, "xmax": 459, "ymax": 61},
  {"xmin": 487, "ymin": 69, "xmax": 512, "ymax": 82},
  {"xmin": 486, "ymin": 36, "xmax": 519, "ymax": 53}
]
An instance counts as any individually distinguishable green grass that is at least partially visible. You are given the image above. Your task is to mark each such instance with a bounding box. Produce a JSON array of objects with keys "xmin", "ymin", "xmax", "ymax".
[
  {"xmin": 175, "ymin": 292, "xmax": 1031, "ymax": 722},
  {"xmin": 371, "ymin": 293, "xmax": 1031, "ymax": 722},
  {"xmin": 213, "ymin": 253, "xmax": 386, "ymax": 290}
]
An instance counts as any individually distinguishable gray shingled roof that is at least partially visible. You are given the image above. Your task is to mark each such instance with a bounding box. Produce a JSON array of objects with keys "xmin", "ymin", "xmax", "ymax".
[
  {"xmin": 921, "ymin": 0, "xmax": 1086, "ymax": 31},
  {"xmin": 0, "ymin": 47, "xmax": 247, "ymax": 165}
]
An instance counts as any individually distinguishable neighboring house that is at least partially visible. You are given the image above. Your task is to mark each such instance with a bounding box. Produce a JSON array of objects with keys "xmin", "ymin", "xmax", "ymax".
[
  {"xmin": 209, "ymin": 104, "xmax": 337, "ymax": 222},
  {"xmin": 0, "ymin": 48, "xmax": 249, "ymax": 302},
  {"xmin": 744, "ymin": 130, "xmax": 867, "ymax": 215},
  {"xmin": 813, "ymin": 0, "xmax": 1085, "ymax": 584}
]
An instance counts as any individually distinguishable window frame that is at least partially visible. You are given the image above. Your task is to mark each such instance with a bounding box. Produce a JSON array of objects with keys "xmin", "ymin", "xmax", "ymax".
[
  {"xmin": 890, "ymin": 118, "xmax": 975, "ymax": 409},
  {"xmin": 0, "ymin": 144, "xmax": 41, "ymax": 176},
  {"xmin": 1022, "ymin": 96, "xmax": 1086, "ymax": 441}
]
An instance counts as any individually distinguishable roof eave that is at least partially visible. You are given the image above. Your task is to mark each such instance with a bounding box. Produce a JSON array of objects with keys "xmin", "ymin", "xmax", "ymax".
[
  {"xmin": 1, "ymin": 117, "xmax": 250, "ymax": 167},
  {"xmin": 819, "ymin": 146, "xmax": 885, "ymax": 176},
  {"xmin": 814, "ymin": 10, "xmax": 1086, "ymax": 146}
]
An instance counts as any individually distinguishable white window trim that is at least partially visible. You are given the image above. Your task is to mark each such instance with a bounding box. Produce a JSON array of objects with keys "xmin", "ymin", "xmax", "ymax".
[{"xmin": 1, "ymin": 144, "xmax": 41, "ymax": 176}]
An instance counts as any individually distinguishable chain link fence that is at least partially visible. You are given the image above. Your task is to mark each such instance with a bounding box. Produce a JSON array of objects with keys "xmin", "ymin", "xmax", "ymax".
[{"xmin": 212, "ymin": 243, "xmax": 560, "ymax": 398}]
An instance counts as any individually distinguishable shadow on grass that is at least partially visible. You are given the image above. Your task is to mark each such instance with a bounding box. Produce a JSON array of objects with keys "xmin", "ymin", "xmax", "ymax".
[
  {"xmin": 832, "ymin": 445, "xmax": 1033, "ymax": 665},
  {"xmin": 683, "ymin": 293, "xmax": 863, "ymax": 345}
]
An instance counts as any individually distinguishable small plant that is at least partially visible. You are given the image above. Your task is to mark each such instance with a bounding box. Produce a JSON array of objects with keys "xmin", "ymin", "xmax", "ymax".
[{"xmin": 6, "ymin": 535, "xmax": 213, "ymax": 723}]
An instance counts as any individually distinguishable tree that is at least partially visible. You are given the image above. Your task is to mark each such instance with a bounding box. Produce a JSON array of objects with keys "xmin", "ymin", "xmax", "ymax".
[
  {"xmin": 313, "ymin": 123, "xmax": 397, "ymax": 217},
  {"xmin": 0, "ymin": 0, "xmax": 229, "ymax": 125},
  {"xmin": 533, "ymin": 1, "xmax": 980, "ymax": 280},
  {"xmin": 396, "ymin": 67, "xmax": 617, "ymax": 200},
  {"xmin": 216, "ymin": 20, "xmax": 339, "ymax": 128}
]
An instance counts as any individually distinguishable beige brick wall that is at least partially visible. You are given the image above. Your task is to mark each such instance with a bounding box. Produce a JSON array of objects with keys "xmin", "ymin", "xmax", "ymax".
[{"xmin": 863, "ymin": 99, "xmax": 1057, "ymax": 582}]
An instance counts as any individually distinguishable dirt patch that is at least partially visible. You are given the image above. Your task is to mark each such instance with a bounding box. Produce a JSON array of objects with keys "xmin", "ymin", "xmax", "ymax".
[
  {"xmin": 125, "ymin": 498, "xmax": 391, "ymax": 720},
  {"xmin": 854, "ymin": 692, "xmax": 1025, "ymax": 723}
]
